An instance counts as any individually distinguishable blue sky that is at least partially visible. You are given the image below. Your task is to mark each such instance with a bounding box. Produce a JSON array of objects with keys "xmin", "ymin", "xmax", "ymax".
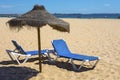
[{"xmin": 0, "ymin": 0, "xmax": 120, "ymax": 14}]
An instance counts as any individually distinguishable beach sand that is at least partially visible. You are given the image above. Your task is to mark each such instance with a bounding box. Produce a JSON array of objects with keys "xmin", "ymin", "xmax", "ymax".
[{"xmin": 0, "ymin": 18, "xmax": 120, "ymax": 80}]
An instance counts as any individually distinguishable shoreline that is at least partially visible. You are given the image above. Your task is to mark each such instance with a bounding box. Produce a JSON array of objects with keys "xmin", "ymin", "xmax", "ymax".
[{"xmin": 1, "ymin": 16, "xmax": 120, "ymax": 19}]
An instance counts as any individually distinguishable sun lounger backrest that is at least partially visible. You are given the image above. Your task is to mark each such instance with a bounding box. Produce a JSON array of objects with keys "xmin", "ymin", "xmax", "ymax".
[
  {"xmin": 52, "ymin": 39, "xmax": 71, "ymax": 55},
  {"xmin": 11, "ymin": 40, "xmax": 26, "ymax": 54}
]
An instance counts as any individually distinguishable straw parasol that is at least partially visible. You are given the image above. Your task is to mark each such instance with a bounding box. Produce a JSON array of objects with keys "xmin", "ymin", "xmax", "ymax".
[{"xmin": 7, "ymin": 4, "xmax": 70, "ymax": 72}]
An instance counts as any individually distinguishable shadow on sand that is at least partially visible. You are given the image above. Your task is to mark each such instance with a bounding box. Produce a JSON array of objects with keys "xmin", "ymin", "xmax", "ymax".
[
  {"xmin": 0, "ymin": 57, "xmax": 94, "ymax": 72},
  {"xmin": 0, "ymin": 57, "xmax": 40, "ymax": 65},
  {"xmin": 39, "ymin": 60, "xmax": 94, "ymax": 72},
  {"xmin": 0, "ymin": 66, "xmax": 39, "ymax": 80},
  {"xmin": 0, "ymin": 56, "xmax": 49, "ymax": 65}
]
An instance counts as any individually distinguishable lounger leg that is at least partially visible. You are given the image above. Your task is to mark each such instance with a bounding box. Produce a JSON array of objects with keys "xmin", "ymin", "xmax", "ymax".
[
  {"xmin": 16, "ymin": 56, "xmax": 21, "ymax": 62},
  {"xmin": 78, "ymin": 61, "xmax": 86, "ymax": 70},
  {"xmin": 6, "ymin": 51, "xmax": 15, "ymax": 63},
  {"xmin": 44, "ymin": 53, "xmax": 53, "ymax": 63},
  {"xmin": 69, "ymin": 59, "xmax": 100, "ymax": 71},
  {"xmin": 92, "ymin": 60, "xmax": 99, "ymax": 68},
  {"xmin": 70, "ymin": 59, "xmax": 77, "ymax": 70},
  {"xmin": 85, "ymin": 60, "xmax": 99, "ymax": 68},
  {"xmin": 69, "ymin": 59, "xmax": 86, "ymax": 71},
  {"xmin": 70, "ymin": 59, "xmax": 91, "ymax": 71},
  {"xmin": 12, "ymin": 53, "xmax": 21, "ymax": 64},
  {"xmin": 22, "ymin": 56, "xmax": 30, "ymax": 63},
  {"xmin": 88, "ymin": 61, "xmax": 93, "ymax": 67}
]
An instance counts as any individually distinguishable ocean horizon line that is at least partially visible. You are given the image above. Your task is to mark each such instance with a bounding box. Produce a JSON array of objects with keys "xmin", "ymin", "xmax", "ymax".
[{"xmin": 0, "ymin": 13, "xmax": 120, "ymax": 19}]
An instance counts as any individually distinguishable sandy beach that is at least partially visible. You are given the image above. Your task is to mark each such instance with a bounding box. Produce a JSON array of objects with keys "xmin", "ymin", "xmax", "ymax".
[{"xmin": 0, "ymin": 18, "xmax": 120, "ymax": 80}]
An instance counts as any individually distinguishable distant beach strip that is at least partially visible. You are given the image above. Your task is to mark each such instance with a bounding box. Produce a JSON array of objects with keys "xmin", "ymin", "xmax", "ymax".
[{"xmin": 0, "ymin": 13, "xmax": 120, "ymax": 19}]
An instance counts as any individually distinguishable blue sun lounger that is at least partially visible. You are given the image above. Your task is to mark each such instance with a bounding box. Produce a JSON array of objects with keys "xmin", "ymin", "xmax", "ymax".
[
  {"xmin": 52, "ymin": 39, "xmax": 100, "ymax": 71},
  {"xmin": 6, "ymin": 40, "xmax": 51, "ymax": 64}
]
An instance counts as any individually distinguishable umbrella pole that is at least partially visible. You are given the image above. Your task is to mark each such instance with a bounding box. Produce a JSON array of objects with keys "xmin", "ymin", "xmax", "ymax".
[{"xmin": 37, "ymin": 27, "xmax": 42, "ymax": 72}]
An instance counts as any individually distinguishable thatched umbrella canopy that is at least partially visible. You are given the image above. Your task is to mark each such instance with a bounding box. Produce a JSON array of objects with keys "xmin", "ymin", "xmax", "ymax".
[
  {"xmin": 7, "ymin": 4, "xmax": 70, "ymax": 32},
  {"xmin": 7, "ymin": 4, "xmax": 70, "ymax": 72}
]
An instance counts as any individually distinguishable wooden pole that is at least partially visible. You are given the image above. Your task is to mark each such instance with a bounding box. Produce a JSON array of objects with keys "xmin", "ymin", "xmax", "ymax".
[{"xmin": 37, "ymin": 27, "xmax": 42, "ymax": 72}]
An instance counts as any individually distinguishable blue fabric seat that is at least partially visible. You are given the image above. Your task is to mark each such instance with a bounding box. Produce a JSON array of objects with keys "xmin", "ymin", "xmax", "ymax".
[
  {"xmin": 52, "ymin": 39, "xmax": 100, "ymax": 71},
  {"xmin": 25, "ymin": 50, "xmax": 46, "ymax": 55}
]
